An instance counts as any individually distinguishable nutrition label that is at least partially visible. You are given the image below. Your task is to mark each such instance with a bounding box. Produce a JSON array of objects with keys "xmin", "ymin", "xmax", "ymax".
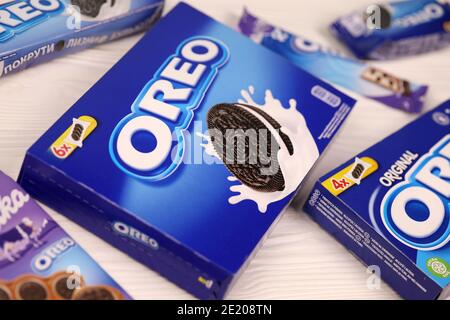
[{"xmin": 310, "ymin": 189, "xmax": 429, "ymax": 294}]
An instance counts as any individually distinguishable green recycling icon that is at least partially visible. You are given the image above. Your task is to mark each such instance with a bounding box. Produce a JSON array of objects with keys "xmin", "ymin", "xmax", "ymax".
[{"xmin": 426, "ymin": 257, "xmax": 450, "ymax": 279}]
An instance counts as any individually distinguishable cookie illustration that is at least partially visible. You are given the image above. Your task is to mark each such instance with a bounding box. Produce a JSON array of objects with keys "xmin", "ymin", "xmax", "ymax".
[
  {"xmin": 13, "ymin": 276, "xmax": 50, "ymax": 300},
  {"xmin": 361, "ymin": 67, "xmax": 411, "ymax": 96},
  {"xmin": 71, "ymin": 123, "xmax": 85, "ymax": 142},
  {"xmin": 345, "ymin": 157, "xmax": 372, "ymax": 185},
  {"xmin": 71, "ymin": 0, "xmax": 114, "ymax": 18},
  {"xmin": 207, "ymin": 103, "xmax": 293, "ymax": 192},
  {"xmin": 65, "ymin": 118, "xmax": 91, "ymax": 148},
  {"xmin": 72, "ymin": 286, "xmax": 123, "ymax": 300},
  {"xmin": 48, "ymin": 272, "xmax": 85, "ymax": 300},
  {"xmin": 0, "ymin": 284, "xmax": 12, "ymax": 300}
]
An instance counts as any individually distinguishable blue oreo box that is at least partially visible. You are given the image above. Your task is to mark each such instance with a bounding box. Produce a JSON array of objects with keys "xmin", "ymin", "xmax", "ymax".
[
  {"xmin": 0, "ymin": 0, "xmax": 164, "ymax": 78},
  {"xmin": 18, "ymin": 2, "xmax": 356, "ymax": 299},
  {"xmin": 304, "ymin": 100, "xmax": 450, "ymax": 300}
]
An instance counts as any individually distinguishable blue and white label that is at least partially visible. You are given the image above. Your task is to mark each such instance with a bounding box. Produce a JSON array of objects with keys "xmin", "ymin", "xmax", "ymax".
[
  {"xmin": 109, "ymin": 36, "xmax": 229, "ymax": 180},
  {"xmin": 381, "ymin": 135, "xmax": 450, "ymax": 251},
  {"xmin": 32, "ymin": 237, "xmax": 76, "ymax": 272},
  {"xmin": 0, "ymin": 0, "xmax": 65, "ymax": 43}
]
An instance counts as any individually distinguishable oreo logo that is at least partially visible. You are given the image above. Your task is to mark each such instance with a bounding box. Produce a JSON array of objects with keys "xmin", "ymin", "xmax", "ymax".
[
  {"xmin": 0, "ymin": 0, "xmax": 64, "ymax": 43},
  {"xmin": 380, "ymin": 135, "xmax": 450, "ymax": 250},
  {"xmin": 365, "ymin": 5, "xmax": 391, "ymax": 30},
  {"xmin": 109, "ymin": 37, "xmax": 229, "ymax": 180}
]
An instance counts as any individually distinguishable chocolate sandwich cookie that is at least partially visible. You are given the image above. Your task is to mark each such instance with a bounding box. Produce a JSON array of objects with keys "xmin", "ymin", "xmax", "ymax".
[
  {"xmin": 13, "ymin": 276, "xmax": 51, "ymax": 300},
  {"xmin": 361, "ymin": 67, "xmax": 411, "ymax": 96},
  {"xmin": 48, "ymin": 272, "xmax": 85, "ymax": 300},
  {"xmin": 207, "ymin": 103, "xmax": 293, "ymax": 192},
  {"xmin": 351, "ymin": 163, "xmax": 365, "ymax": 179},
  {"xmin": 345, "ymin": 158, "xmax": 371, "ymax": 185},
  {"xmin": 71, "ymin": 0, "xmax": 114, "ymax": 18},
  {"xmin": 71, "ymin": 123, "xmax": 85, "ymax": 142},
  {"xmin": 0, "ymin": 282, "xmax": 12, "ymax": 300},
  {"xmin": 72, "ymin": 285, "xmax": 123, "ymax": 300}
]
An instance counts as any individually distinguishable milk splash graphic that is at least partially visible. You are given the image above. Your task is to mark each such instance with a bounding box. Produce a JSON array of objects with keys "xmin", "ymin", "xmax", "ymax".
[
  {"xmin": 67, "ymin": 0, "xmax": 132, "ymax": 23},
  {"xmin": 198, "ymin": 86, "xmax": 320, "ymax": 213}
]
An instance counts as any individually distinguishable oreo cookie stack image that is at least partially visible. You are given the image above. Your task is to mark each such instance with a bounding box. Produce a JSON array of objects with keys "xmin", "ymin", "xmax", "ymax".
[
  {"xmin": 207, "ymin": 103, "xmax": 294, "ymax": 193},
  {"xmin": 71, "ymin": 0, "xmax": 115, "ymax": 18}
]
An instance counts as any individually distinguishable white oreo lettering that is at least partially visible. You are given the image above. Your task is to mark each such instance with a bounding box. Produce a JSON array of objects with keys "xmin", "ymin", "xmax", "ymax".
[
  {"xmin": 110, "ymin": 37, "xmax": 229, "ymax": 180},
  {"xmin": 381, "ymin": 135, "xmax": 450, "ymax": 250},
  {"xmin": 113, "ymin": 221, "xmax": 159, "ymax": 250}
]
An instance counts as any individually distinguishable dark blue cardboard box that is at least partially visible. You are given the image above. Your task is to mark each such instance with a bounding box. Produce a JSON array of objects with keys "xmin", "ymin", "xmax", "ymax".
[
  {"xmin": 18, "ymin": 2, "xmax": 356, "ymax": 299},
  {"xmin": 304, "ymin": 100, "xmax": 450, "ymax": 300}
]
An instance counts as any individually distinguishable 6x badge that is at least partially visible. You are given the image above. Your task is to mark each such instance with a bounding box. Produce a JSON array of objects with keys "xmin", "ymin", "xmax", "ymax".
[{"xmin": 50, "ymin": 116, "xmax": 97, "ymax": 159}]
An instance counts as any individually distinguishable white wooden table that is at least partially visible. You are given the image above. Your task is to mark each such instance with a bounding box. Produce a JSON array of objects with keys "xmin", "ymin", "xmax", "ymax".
[{"xmin": 1, "ymin": 0, "xmax": 449, "ymax": 300}]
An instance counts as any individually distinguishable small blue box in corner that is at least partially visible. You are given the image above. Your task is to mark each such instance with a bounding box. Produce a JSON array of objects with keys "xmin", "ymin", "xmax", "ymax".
[
  {"xmin": 18, "ymin": 2, "xmax": 356, "ymax": 299},
  {"xmin": 304, "ymin": 100, "xmax": 450, "ymax": 300},
  {"xmin": 0, "ymin": 0, "xmax": 164, "ymax": 78}
]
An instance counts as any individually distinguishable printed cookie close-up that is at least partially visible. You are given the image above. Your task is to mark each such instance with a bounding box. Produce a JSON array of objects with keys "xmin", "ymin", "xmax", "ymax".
[{"xmin": 71, "ymin": 0, "xmax": 110, "ymax": 18}]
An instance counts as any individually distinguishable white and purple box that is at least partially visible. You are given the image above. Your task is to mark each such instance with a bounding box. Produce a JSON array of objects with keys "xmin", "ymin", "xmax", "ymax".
[{"xmin": 0, "ymin": 171, "xmax": 130, "ymax": 300}]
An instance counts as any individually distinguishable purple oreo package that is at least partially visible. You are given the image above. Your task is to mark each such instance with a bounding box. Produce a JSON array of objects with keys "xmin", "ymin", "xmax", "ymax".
[
  {"xmin": 331, "ymin": 0, "xmax": 450, "ymax": 60},
  {"xmin": 238, "ymin": 9, "xmax": 428, "ymax": 113},
  {"xmin": 0, "ymin": 171, "xmax": 130, "ymax": 300}
]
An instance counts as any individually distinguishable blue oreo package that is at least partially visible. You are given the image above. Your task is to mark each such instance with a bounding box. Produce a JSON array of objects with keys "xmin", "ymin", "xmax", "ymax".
[
  {"xmin": 238, "ymin": 9, "xmax": 428, "ymax": 113},
  {"xmin": 0, "ymin": 0, "xmax": 164, "ymax": 78},
  {"xmin": 18, "ymin": 2, "xmax": 356, "ymax": 299},
  {"xmin": 304, "ymin": 100, "xmax": 450, "ymax": 300},
  {"xmin": 331, "ymin": 0, "xmax": 450, "ymax": 60}
]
